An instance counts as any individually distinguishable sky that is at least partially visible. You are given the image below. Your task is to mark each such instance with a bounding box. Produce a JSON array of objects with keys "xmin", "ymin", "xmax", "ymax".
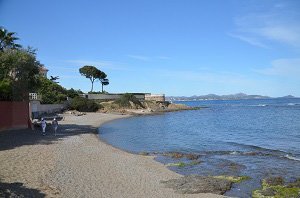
[{"xmin": 1, "ymin": 0, "xmax": 300, "ymax": 97}]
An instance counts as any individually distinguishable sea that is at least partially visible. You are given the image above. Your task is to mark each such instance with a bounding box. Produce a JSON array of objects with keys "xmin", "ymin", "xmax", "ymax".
[{"xmin": 99, "ymin": 98, "xmax": 300, "ymax": 197}]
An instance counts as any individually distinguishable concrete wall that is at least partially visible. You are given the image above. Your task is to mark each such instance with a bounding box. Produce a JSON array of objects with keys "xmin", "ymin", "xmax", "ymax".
[
  {"xmin": 145, "ymin": 94, "xmax": 165, "ymax": 102},
  {"xmin": 30, "ymin": 100, "xmax": 67, "ymax": 118},
  {"xmin": 87, "ymin": 93, "xmax": 146, "ymax": 101},
  {"xmin": 0, "ymin": 101, "xmax": 29, "ymax": 131}
]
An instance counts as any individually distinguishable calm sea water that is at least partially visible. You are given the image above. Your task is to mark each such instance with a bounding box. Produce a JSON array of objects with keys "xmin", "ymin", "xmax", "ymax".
[{"xmin": 99, "ymin": 98, "xmax": 300, "ymax": 197}]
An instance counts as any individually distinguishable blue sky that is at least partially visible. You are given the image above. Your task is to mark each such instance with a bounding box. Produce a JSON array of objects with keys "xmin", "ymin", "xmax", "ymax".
[{"xmin": 1, "ymin": 0, "xmax": 300, "ymax": 97}]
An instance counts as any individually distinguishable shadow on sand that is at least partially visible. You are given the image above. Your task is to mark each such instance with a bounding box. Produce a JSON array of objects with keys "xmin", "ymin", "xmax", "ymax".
[
  {"xmin": 0, "ymin": 123, "xmax": 98, "ymax": 151},
  {"xmin": 0, "ymin": 180, "xmax": 46, "ymax": 198}
]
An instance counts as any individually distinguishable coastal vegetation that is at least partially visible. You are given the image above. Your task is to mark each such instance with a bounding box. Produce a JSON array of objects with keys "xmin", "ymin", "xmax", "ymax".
[
  {"xmin": 0, "ymin": 26, "xmax": 22, "ymax": 51},
  {"xmin": 114, "ymin": 93, "xmax": 144, "ymax": 108},
  {"xmin": 79, "ymin": 65, "xmax": 108, "ymax": 92},
  {"xmin": 70, "ymin": 96, "xmax": 101, "ymax": 112},
  {"xmin": 0, "ymin": 27, "xmax": 81, "ymax": 103},
  {"xmin": 0, "ymin": 27, "xmax": 84, "ymax": 104},
  {"xmin": 37, "ymin": 76, "xmax": 82, "ymax": 104},
  {"xmin": 252, "ymin": 177, "xmax": 300, "ymax": 198},
  {"xmin": 0, "ymin": 27, "xmax": 39, "ymax": 101},
  {"xmin": 0, "ymin": 48, "xmax": 40, "ymax": 101}
]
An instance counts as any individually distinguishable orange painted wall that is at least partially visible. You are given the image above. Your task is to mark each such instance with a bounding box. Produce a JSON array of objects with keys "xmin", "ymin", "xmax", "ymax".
[{"xmin": 0, "ymin": 101, "xmax": 29, "ymax": 131}]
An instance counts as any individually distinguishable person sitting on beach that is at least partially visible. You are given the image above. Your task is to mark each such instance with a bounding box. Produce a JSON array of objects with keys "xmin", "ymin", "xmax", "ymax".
[
  {"xmin": 52, "ymin": 118, "xmax": 59, "ymax": 136},
  {"xmin": 41, "ymin": 118, "xmax": 47, "ymax": 136}
]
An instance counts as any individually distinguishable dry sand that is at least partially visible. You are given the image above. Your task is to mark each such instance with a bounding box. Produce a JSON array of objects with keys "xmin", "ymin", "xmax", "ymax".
[{"xmin": 0, "ymin": 112, "xmax": 223, "ymax": 198}]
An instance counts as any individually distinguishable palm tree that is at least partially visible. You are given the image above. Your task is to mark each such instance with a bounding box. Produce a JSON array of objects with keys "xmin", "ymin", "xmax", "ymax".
[
  {"xmin": 50, "ymin": 76, "xmax": 60, "ymax": 83},
  {"xmin": 0, "ymin": 27, "xmax": 22, "ymax": 51}
]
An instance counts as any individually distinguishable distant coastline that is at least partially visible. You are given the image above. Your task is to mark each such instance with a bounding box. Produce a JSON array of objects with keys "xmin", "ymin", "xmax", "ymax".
[{"xmin": 167, "ymin": 93, "xmax": 298, "ymax": 101}]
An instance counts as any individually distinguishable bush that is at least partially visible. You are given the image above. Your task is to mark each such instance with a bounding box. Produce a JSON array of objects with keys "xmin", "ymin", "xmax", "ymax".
[
  {"xmin": 88, "ymin": 91, "xmax": 108, "ymax": 94},
  {"xmin": 70, "ymin": 97, "xmax": 100, "ymax": 112},
  {"xmin": 38, "ymin": 77, "xmax": 67, "ymax": 104},
  {"xmin": 66, "ymin": 88, "xmax": 83, "ymax": 98},
  {"xmin": 114, "ymin": 93, "xmax": 144, "ymax": 108}
]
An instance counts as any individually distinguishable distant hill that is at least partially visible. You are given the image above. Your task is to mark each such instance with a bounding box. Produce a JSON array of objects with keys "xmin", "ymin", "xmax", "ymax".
[
  {"xmin": 167, "ymin": 93, "xmax": 274, "ymax": 101},
  {"xmin": 277, "ymin": 95, "xmax": 296, "ymax": 99}
]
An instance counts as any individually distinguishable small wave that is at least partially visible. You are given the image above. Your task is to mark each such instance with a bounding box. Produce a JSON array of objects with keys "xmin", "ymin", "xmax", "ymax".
[
  {"xmin": 229, "ymin": 151, "xmax": 273, "ymax": 157},
  {"xmin": 230, "ymin": 151, "xmax": 239, "ymax": 155},
  {"xmin": 284, "ymin": 154, "xmax": 300, "ymax": 161},
  {"xmin": 288, "ymin": 103, "xmax": 295, "ymax": 106},
  {"xmin": 287, "ymin": 103, "xmax": 300, "ymax": 106},
  {"xmin": 244, "ymin": 104, "xmax": 269, "ymax": 107},
  {"xmin": 227, "ymin": 142, "xmax": 291, "ymax": 156},
  {"xmin": 228, "ymin": 142, "xmax": 272, "ymax": 151},
  {"xmin": 257, "ymin": 104, "xmax": 267, "ymax": 107}
]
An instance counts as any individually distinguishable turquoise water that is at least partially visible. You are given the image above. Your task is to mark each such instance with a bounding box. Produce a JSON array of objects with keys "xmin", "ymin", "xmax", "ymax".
[{"xmin": 99, "ymin": 98, "xmax": 300, "ymax": 197}]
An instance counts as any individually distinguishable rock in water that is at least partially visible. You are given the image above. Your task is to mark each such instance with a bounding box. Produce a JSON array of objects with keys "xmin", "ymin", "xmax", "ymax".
[{"xmin": 161, "ymin": 175, "xmax": 232, "ymax": 194}]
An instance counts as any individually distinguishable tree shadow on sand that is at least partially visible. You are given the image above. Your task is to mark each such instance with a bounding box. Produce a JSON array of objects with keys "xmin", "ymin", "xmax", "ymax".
[
  {"xmin": 0, "ymin": 180, "xmax": 45, "ymax": 198},
  {"xmin": 0, "ymin": 123, "xmax": 99, "ymax": 151}
]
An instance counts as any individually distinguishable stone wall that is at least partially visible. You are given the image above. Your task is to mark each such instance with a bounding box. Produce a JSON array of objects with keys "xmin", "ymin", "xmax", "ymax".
[
  {"xmin": 145, "ymin": 94, "xmax": 165, "ymax": 102},
  {"xmin": 30, "ymin": 100, "xmax": 67, "ymax": 118},
  {"xmin": 86, "ymin": 93, "xmax": 147, "ymax": 101}
]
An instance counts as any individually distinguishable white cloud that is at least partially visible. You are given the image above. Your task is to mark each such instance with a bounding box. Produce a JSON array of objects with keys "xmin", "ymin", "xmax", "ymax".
[
  {"xmin": 228, "ymin": 33, "xmax": 269, "ymax": 48},
  {"xmin": 127, "ymin": 55, "xmax": 150, "ymax": 61},
  {"xmin": 259, "ymin": 25, "xmax": 300, "ymax": 46},
  {"xmin": 255, "ymin": 58, "xmax": 300, "ymax": 77},
  {"xmin": 230, "ymin": 3, "xmax": 300, "ymax": 48}
]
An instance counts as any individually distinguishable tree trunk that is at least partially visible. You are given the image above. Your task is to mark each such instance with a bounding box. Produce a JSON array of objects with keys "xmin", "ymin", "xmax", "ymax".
[
  {"xmin": 90, "ymin": 79, "xmax": 94, "ymax": 92},
  {"xmin": 102, "ymin": 83, "xmax": 104, "ymax": 93}
]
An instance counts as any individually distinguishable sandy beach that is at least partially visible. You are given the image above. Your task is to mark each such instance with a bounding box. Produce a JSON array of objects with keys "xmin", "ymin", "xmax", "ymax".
[{"xmin": 0, "ymin": 112, "xmax": 223, "ymax": 197}]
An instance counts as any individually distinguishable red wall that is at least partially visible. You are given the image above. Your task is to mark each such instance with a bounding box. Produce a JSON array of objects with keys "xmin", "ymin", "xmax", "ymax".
[{"xmin": 0, "ymin": 101, "xmax": 29, "ymax": 131}]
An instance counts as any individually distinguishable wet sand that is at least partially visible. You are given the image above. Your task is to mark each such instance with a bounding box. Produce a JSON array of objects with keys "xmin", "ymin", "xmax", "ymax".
[{"xmin": 0, "ymin": 112, "xmax": 223, "ymax": 197}]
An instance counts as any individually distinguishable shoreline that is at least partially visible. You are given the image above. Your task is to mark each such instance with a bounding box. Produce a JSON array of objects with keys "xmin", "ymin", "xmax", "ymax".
[{"xmin": 0, "ymin": 112, "xmax": 222, "ymax": 198}]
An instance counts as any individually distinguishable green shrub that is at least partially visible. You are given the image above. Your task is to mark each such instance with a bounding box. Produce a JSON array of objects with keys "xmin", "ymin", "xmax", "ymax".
[
  {"xmin": 114, "ymin": 93, "xmax": 144, "ymax": 108},
  {"xmin": 66, "ymin": 88, "xmax": 83, "ymax": 98},
  {"xmin": 70, "ymin": 97, "xmax": 100, "ymax": 112},
  {"xmin": 38, "ymin": 77, "xmax": 67, "ymax": 104}
]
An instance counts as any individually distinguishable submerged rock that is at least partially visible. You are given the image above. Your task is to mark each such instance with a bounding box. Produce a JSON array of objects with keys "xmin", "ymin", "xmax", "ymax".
[
  {"xmin": 161, "ymin": 175, "xmax": 232, "ymax": 194},
  {"xmin": 163, "ymin": 152, "xmax": 200, "ymax": 160},
  {"xmin": 166, "ymin": 160, "xmax": 201, "ymax": 168},
  {"xmin": 218, "ymin": 161, "xmax": 246, "ymax": 171},
  {"xmin": 252, "ymin": 177, "xmax": 300, "ymax": 198},
  {"xmin": 170, "ymin": 152, "xmax": 184, "ymax": 159},
  {"xmin": 186, "ymin": 153, "xmax": 200, "ymax": 160},
  {"xmin": 287, "ymin": 178, "xmax": 300, "ymax": 188},
  {"xmin": 264, "ymin": 176, "xmax": 284, "ymax": 186},
  {"xmin": 138, "ymin": 152, "xmax": 150, "ymax": 156},
  {"xmin": 212, "ymin": 175, "xmax": 250, "ymax": 183}
]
